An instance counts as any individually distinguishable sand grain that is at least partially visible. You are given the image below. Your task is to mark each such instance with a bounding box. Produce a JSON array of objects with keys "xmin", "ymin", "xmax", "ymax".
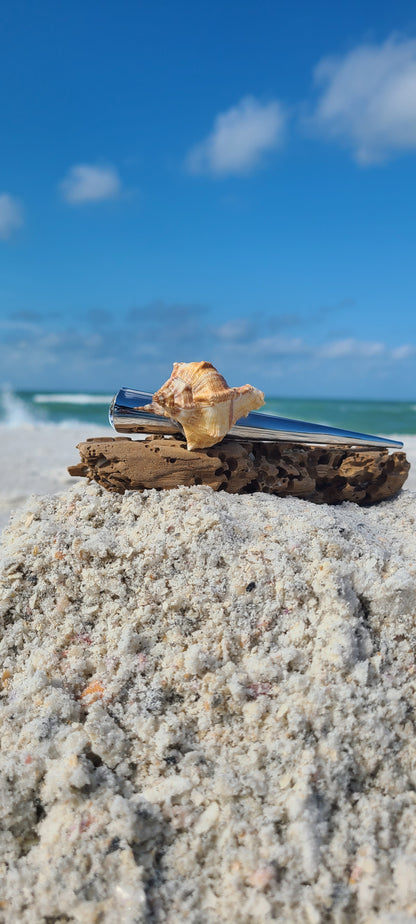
[{"xmin": 1, "ymin": 482, "xmax": 416, "ymax": 922}]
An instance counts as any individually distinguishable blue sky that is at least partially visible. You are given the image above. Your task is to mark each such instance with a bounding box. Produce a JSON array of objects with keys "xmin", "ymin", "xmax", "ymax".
[{"xmin": 1, "ymin": 0, "xmax": 416, "ymax": 398}]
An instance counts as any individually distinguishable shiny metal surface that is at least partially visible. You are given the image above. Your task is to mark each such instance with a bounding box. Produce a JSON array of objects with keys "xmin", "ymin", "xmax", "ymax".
[{"xmin": 109, "ymin": 387, "xmax": 404, "ymax": 449}]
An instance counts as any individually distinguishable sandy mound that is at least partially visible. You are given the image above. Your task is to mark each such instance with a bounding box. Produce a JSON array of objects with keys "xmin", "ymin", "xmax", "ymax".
[{"xmin": 1, "ymin": 483, "xmax": 416, "ymax": 923}]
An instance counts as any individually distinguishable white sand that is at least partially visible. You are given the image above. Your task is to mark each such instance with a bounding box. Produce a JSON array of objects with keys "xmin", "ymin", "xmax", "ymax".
[
  {"xmin": 1, "ymin": 475, "xmax": 416, "ymax": 922},
  {"xmin": 0, "ymin": 425, "xmax": 111, "ymax": 533},
  {"xmin": 0, "ymin": 427, "xmax": 416, "ymax": 921},
  {"xmin": 0, "ymin": 426, "xmax": 415, "ymax": 534}
]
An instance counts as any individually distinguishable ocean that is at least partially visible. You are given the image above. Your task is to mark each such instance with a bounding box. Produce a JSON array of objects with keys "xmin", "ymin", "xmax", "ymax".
[{"xmin": 1, "ymin": 386, "xmax": 415, "ymax": 435}]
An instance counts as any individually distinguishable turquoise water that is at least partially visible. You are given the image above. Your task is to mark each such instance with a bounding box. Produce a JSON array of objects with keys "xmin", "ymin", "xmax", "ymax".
[
  {"xmin": 264, "ymin": 397, "xmax": 416, "ymax": 436},
  {"xmin": 0, "ymin": 387, "xmax": 415, "ymax": 435}
]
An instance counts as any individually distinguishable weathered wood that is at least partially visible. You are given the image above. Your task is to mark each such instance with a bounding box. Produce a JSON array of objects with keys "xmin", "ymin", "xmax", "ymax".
[{"xmin": 68, "ymin": 435, "xmax": 410, "ymax": 505}]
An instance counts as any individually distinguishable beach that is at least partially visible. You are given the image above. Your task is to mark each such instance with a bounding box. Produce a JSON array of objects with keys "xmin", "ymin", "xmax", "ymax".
[
  {"xmin": 1, "ymin": 427, "xmax": 416, "ymax": 922},
  {"xmin": 0, "ymin": 425, "xmax": 111, "ymax": 534}
]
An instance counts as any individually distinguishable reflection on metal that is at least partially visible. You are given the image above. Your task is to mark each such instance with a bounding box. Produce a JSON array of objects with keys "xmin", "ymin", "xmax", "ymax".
[{"xmin": 109, "ymin": 387, "xmax": 404, "ymax": 449}]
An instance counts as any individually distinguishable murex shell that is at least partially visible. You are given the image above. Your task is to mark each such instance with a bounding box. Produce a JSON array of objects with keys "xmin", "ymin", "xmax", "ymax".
[{"xmin": 139, "ymin": 360, "xmax": 265, "ymax": 450}]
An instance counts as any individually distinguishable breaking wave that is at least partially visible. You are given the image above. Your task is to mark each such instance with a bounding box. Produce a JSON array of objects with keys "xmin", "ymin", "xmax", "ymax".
[
  {"xmin": 0, "ymin": 387, "xmax": 112, "ymax": 428},
  {"xmin": 34, "ymin": 393, "xmax": 113, "ymax": 405}
]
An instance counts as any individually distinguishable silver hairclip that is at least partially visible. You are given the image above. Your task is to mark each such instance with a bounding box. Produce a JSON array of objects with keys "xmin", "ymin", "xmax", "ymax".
[{"xmin": 109, "ymin": 387, "xmax": 403, "ymax": 449}]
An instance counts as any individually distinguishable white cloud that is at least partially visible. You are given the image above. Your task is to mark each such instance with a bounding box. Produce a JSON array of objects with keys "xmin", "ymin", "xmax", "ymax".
[
  {"xmin": 320, "ymin": 338, "xmax": 385, "ymax": 359},
  {"xmin": 216, "ymin": 330, "xmax": 414, "ymax": 365},
  {"xmin": 0, "ymin": 194, "xmax": 24, "ymax": 239},
  {"xmin": 186, "ymin": 96, "xmax": 285, "ymax": 176},
  {"xmin": 391, "ymin": 344, "xmax": 416, "ymax": 360},
  {"xmin": 2, "ymin": 304, "xmax": 414, "ymax": 394},
  {"xmin": 60, "ymin": 164, "xmax": 121, "ymax": 204},
  {"xmin": 216, "ymin": 319, "xmax": 254, "ymax": 342},
  {"xmin": 310, "ymin": 35, "xmax": 416, "ymax": 163}
]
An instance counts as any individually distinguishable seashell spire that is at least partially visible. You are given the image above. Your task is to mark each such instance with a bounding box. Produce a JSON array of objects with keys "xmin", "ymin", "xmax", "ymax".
[{"xmin": 138, "ymin": 360, "xmax": 265, "ymax": 450}]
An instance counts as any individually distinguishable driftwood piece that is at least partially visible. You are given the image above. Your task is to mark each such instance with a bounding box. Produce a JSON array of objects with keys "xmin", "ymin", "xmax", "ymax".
[{"xmin": 68, "ymin": 435, "xmax": 410, "ymax": 505}]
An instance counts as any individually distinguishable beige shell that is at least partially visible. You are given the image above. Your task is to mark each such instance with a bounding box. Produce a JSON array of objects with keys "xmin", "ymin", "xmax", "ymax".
[{"xmin": 139, "ymin": 360, "xmax": 265, "ymax": 450}]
